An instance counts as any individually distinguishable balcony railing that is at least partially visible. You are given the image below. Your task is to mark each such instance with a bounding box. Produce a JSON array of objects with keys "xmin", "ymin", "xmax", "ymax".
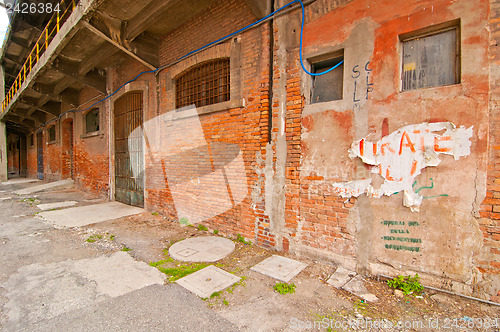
[{"xmin": 2, "ymin": 0, "xmax": 79, "ymax": 113}]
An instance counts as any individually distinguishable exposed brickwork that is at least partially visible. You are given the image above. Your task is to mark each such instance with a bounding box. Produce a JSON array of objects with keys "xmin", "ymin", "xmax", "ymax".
[
  {"xmin": 13, "ymin": 0, "xmax": 499, "ymax": 302},
  {"xmin": 476, "ymin": 0, "xmax": 500, "ymax": 302},
  {"xmin": 72, "ymin": 87, "xmax": 110, "ymax": 196}
]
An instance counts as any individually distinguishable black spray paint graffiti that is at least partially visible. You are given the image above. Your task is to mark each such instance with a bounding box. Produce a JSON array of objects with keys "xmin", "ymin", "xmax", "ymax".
[{"xmin": 352, "ymin": 61, "xmax": 373, "ymax": 109}]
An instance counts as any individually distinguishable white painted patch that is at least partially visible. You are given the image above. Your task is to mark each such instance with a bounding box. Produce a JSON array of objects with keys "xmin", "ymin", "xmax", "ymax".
[{"xmin": 332, "ymin": 122, "xmax": 472, "ymax": 211}]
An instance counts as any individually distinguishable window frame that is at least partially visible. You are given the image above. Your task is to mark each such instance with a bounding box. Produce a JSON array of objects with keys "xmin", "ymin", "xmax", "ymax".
[
  {"xmin": 175, "ymin": 58, "xmax": 231, "ymax": 110},
  {"xmin": 81, "ymin": 106, "xmax": 102, "ymax": 139},
  {"xmin": 47, "ymin": 125, "xmax": 56, "ymax": 143},
  {"xmin": 399, "ymin": 21, "xmax": 461, "ymax": 92},
  {"xmin": 310, "ymin": 52, "xmax": 345, "ymax": 104},
  {"xmin": 164, "ymin": 40, "xmax": 244, "ymax": 119},
  {"xmin": 84, "ymin": 108, "xmax": 100, "ymax": 134}
]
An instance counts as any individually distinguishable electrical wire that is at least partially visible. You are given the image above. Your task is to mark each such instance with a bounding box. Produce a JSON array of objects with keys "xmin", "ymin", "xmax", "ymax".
[{"xmin": 36, "ymin": 0, "xmax": 339, "ymax": 129}]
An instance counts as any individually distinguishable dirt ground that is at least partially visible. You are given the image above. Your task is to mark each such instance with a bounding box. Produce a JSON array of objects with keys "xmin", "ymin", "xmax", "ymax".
[{"xmin": 62, "ymin": 208, "xmax": 499, "ymax": 331}]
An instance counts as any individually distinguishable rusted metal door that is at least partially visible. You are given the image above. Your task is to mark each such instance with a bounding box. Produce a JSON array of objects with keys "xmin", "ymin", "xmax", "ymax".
[
  {"xmin": 114, "ymin": 91, "xmax": 144, "ymax": 207},
  {"xmin": 36, "ymin": 131, "xmax": 43, "ymax": 179}
]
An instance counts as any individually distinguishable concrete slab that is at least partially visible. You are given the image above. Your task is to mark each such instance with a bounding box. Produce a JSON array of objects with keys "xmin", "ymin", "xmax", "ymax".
[
  {"xmin": 1, "ymin": 178, "xmax": 41, "ymax": 185},
  {"xmin": 175, "ymin": 265, "xmax": 240, "ymax": 298},
  {"xmin": 250, "ymin": 255, "xmax": 307, "ymax": 282},
  {"xmin": 341, "ymin": 275, "xmax": 379, "ymax": 302},
  {"xmin": 14, "ymin": 179, "xmax": 74, "ymax": 195},
  {"xmin": 37, "ymin": 200, "xmax": 78, "ymax": 211},
  {"xmin": 2, "ymin": 252, "xmax": 165, "ymax": 328},
  {"xmin": 38, "ymin": 202, "xmax": 144, "ymax": 227},
  {"xmin": 169, "ymin": 236, "xmax": 235, "ymax": 262},
  {"xmin": 327, "ymin": 266, "xmax": 357, "ymax": 288}
]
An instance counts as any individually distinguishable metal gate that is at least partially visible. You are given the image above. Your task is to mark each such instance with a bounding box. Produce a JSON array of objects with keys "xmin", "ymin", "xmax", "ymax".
[
  {"xmin": 114, "ymin": 91, "xmax": 144, "ymax": 207},
  {"xmin": 36, "ymin": 131, "xmax": 43, "ymax": 179}
]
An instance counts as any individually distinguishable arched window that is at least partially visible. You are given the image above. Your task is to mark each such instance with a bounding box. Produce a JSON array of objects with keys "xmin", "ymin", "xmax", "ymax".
[{"xmin": 175, "ymin": 58, "xmax": 230, "ymax": 109}]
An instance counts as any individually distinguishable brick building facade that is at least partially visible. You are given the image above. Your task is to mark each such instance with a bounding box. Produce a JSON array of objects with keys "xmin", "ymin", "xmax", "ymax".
[{"xmin": 2, "ymin": 0, "xmax": 499, "ymax": 302}]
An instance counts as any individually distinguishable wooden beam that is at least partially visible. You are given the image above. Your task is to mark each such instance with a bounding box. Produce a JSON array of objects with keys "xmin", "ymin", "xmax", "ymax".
[{"xmin": 82, "ymin": 21, "xmax": 156, "ymax": 70}]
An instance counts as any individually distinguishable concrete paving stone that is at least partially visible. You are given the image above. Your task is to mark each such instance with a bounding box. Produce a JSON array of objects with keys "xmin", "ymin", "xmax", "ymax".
[
  {"xmin": 12, "ymin": 284, "xmax": 237, "ymax": 332},
  {"xmin": 1, "ymin": 178, "xmax": 41, "ymax": 185},
  {"xmin": 14, "ymin": 179, "xmax": 74, "ymax": 195},
  {"xmin": 2, "ymin": 252, "xmax": 165, "ymax": 328},
  {"xmin": 175, "ymin": 265, "xmax": 240, "ymax": 298},
  {"xmin": 0, "ymin": 196, "xmax": 12, "ymax": 201},
  {"xmin": 36, "ymin": 200, "xmax": 78, "ymax": 211},
  {"xmin": 169, "ymin": 236, "xmax": 235, "ymax": 262},
  {"xmin": 250, "ymin": 255, "xmax": 307, "ymax": 282},
  {"xmin": 37, "ymin": 202, "xmax": 144, "ymax": 227},
  {"xmin": 327, "ymin": 266, "xmax": 357, "ymax": 288},
  {"xmin": 341, "ymin": 275, "xmax": 379, "ymax": 302}
]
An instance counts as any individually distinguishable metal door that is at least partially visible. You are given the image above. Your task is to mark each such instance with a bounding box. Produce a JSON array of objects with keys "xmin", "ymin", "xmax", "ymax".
[
  {"xmin": 114, "ymin": 91, "xmax": 144, "ymax": 207},
  {"xmin": 36, "ymin": 131, "xmax": 43, "ymax": 179}
]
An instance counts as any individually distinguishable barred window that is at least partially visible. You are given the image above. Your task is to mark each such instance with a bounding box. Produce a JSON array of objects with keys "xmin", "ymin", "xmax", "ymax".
[
  {"xmin": 85, "ymin": 108, "xmax": 100, "ymax": 133},
  {"xmin": 175, "ymin": 58, "xmax": 230, "ymax": 109}
]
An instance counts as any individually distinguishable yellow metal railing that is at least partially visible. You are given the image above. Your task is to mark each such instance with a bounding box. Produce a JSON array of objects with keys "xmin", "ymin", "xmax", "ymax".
[{"xmin": 2, "ymin": 0, "xmax": 79, "ymax": 113}]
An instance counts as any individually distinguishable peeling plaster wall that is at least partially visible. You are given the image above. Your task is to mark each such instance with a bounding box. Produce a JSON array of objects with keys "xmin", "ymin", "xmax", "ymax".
[{"xmin": 288, "ymin": 0, "xmax": 494, "ymax": 300}]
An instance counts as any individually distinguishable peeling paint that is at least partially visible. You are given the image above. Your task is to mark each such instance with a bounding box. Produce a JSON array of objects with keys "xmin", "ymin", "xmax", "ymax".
[{"xmin": 336, "ymin": 122, "xmax": 473, "ymax": 211}]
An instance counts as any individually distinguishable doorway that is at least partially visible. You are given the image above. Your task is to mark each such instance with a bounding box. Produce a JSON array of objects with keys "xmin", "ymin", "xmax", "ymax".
[
  {"xmin": 62, "ymin": 119, "xmax": 74, "ymax": 179},
  {"xmin": 114, "ymin": 91, "xmax": 144, "ymax": 207},
  {"xmin": 36, "ymin": 131, "xmax": 43, "ymax": 179}
]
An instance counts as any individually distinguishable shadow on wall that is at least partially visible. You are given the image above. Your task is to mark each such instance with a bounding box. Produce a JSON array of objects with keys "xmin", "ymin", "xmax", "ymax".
[{"xmin": 129, "ymin": 105, "xmax": 248, "ymax": 223}]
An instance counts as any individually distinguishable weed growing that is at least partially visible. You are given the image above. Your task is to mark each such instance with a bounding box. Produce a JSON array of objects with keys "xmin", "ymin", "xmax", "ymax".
[
  {"xmin": 86, "ymin": 236, "xmax": 97, "ymax": 243},
  {"xmin": 274, "ymin": 282, "xmax": 296, "ymax": 295},
  {"xmin": 197, "ymin": 224, "xmax": 208, "ymax": 231},
  {"xmin": 121, "ymin": 246, "xmax": 132, "ymax": 252},
  {"xmin": 213, "ymin": 230, "xmax": 219, "ymax": 235},
  {"xmin": 157, "ymin": 263, "xmax": 208, "ymax": 282},
  {"xmin": 235, "ymin": 234, "xmax": 251, "ymax": 245},
  {"xmin": 179, "ymin": 217, "xmax": 190, "ymax": 226},
  {"xmin": 387, "ymin": 274, "xmax": 423, "ymax": 295}
]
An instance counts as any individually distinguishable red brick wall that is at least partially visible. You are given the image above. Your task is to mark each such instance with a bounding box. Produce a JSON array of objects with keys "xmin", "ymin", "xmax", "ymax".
[
  {"xmin": 477, "ymin": 0, "xmax": 500, "ymax": 302},
  {"xmin": 106, "ymin": 0, "xmax": 272, "ymax": 243},
  {"xmin": 280, "ymin": 0, "xmax": 493, "ymax": 299},
  {"xmin": 72, "ymin": 87, "xmax": 109, "ymax": 196},
  {"xmin": 27, "ymin": 141, "xmax": 36, "ymax": 178}
]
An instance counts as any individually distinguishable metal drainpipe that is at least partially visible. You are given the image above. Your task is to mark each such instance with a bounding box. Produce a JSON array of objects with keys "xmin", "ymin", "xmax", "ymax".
[{"xmin": 378, "ymin": 274, "xmax": 500, "ymax": 307}]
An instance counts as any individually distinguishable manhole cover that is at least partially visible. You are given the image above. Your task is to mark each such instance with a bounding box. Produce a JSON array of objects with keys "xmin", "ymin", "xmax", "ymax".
[
  {"xmin": 176, "ymin": 265, "xmax": 240, "ymax": 298},
  {"xmin": 250, "ymin": 255, "xmax": 307, "ymax": 282}
]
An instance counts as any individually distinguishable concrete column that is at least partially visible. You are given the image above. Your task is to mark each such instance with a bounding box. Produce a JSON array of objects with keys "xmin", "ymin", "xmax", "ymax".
[
  {"xmin": 0, "ymin": 65, "xmax": 7, "ymax": 181},
  {"xmin": 0, "ymin": 121, "xmax": 8, "ymax": 181}
]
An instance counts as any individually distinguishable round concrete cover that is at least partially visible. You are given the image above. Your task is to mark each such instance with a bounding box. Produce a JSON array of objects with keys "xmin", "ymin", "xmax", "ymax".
[{"xmin": 169, "ymin": 236, "xmax": 235, "ymax": 262}]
